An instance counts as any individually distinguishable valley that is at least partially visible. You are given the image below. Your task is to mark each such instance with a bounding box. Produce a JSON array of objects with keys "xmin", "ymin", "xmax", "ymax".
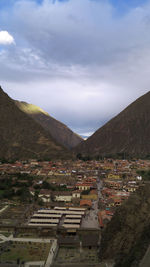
[
  {"xmin": 1, "ymin": 0, "xmax": 150, "ymax": 266},
  {"xmin": 0, "ymin": 158, "xmax": 149, "ymax": 266}
]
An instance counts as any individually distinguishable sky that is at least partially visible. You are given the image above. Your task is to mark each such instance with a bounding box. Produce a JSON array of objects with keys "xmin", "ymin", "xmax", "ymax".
[{"xmin": 0, "ymin": 0, "xmax": 150, "ymax": 137}]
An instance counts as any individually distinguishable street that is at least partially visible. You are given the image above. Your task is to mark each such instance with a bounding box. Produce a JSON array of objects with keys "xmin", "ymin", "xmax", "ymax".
[{"xmin": 81, "ymin": 177, "xmax": 103, "ymax": 229}]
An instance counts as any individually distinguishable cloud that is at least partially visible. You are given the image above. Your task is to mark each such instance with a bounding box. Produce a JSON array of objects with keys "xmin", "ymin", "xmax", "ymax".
[
  {"xmin": 0, "ymin": 31, "xmax": 15, "ymax": 45},
  {"xmin": 0, "ymin": 0, "xmax": 150, "ymax": 135},
  {"xmin": 3, "ymin": 0, "xmax": 149, "ymax": 67}
]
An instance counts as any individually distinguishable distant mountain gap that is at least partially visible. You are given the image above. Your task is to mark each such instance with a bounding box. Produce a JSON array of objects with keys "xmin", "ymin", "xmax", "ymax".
[{"xmin": 1, "ymin": 86, "xmax": 149, "ymax": 159}]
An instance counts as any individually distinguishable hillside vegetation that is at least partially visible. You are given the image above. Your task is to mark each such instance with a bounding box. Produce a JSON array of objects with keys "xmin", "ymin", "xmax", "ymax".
[
  {"xmin": 15, "ymin": 100, "xmax": 83, "ymax": 149},
  {"xmin": 100, "ymin": 183, "xmax": 150, "ymax": 267},
  {"xmin": 0, "ymin": 87, "xmax": 70, "ymax": 160}
]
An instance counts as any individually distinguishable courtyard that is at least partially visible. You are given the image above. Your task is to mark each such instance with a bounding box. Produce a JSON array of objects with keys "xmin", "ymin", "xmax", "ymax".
[{"xmin": 54, "ymin": 247, "xmax": 99, "ymax": 264}]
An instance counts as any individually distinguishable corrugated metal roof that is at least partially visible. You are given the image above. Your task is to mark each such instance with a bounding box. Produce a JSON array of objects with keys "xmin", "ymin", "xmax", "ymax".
[
  {"xmin": 64, "ymin": 219, "xmax": 81, "ymax": 224},
  {"xmin": 37, "ymin": 209, "xmax": 84, "ymax": 215},
  {"xmin": 30, "ymin": 218, "xmax": 59, "ymax": 223},
  {"xmin": 68, "ymin": 207, "xmax": 86, "ymax": 211},
  {"xmin": 54, "ymin": 207, "xmax": 67, "ymax": 210},
  {"xmin": 62, "ymin": 224, "xmax": 80, "ymax": 229},
  {"xmin": 28, "ymin": 223, "xmax": 57, "ymax": 227},
  {"xmin": 65, "ymin": 215, "xmax": 82, "ymax": 218},
  {"xmin": 32, "ymin": 213, "xmax": 61, "ymax": 218}
]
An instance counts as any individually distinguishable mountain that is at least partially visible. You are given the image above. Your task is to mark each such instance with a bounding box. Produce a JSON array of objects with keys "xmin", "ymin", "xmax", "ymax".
[
  {"xmin": 0, "ymin": 87, "xmax": 70, "ymax": 160},
  {"xmin": 75, "ymin": 91, "xmax": 150, "ymax": 158},
  {"xmin": 15, "ymin": 101, "xmax": 83, "ymax": 149},
  {"xmin": 100, "ymin": 183, "xmax": 150, "ymax": 267}
]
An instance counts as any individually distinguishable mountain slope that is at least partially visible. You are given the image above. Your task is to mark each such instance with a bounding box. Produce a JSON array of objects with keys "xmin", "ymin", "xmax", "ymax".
[
  {"xmin": 75, "ymin": 91, "xmax": 150, "ymax": 157},
  {"xmin": 15, "ymin": 101, "xmax": 83, "ymax": 149},
  {"xmin": 0, "ymin": 87, "xmax": 70, "ymax": 160},
  {"xmin": 100, "ymin": 183, "xmax": 150, "ymax": 267}
]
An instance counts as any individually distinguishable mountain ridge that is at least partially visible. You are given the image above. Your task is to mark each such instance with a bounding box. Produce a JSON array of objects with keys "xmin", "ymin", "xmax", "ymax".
[
  {"xmin": 0, "ymin": 86, "xmax": 71, "ymax": 160},
  {"xmin": 75, "ymin": 91, "xmax": 150, "ymax": 157},
  {"xmin": 15, "ymin": 100, "xmax": 83, "ymax": 149}
]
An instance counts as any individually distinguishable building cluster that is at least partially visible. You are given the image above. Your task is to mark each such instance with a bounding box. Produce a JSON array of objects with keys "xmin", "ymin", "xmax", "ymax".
[
  {"xmin": 0, "ymin": 158, "xmax": 149, "ymax": 230},
  {"xmin": 28, "ymin": 207, "xmax": 86, "ymax": 229},
  {"xmin": 97, "ymin": 160, "xmax": 148, "ymax": 228}
]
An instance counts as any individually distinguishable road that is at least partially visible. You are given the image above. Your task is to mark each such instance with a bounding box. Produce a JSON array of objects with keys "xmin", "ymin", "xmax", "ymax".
[
  {"xmin": 0, "ymin": 205, "xmax": 8, "ymax": 214},
  {"xmin": 45, "ymin": 239, "xmax": 58, "ymax": 267},
  {"xmin": 81, "ymin": 177, "xmax": 103, "ymax": 229},
  {"xmin": 97, "ymin": 178, "xmax": 103, "ymax": 199},
  {"xmin": 81, "ymin": 199, "xmax": 99, "ymax": 228}
]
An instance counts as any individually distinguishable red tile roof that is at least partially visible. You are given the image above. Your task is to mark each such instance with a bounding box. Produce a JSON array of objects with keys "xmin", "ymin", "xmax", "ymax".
[{"xmin": 80, "ymin": 199, "xmax": 92, "ymax": 207}]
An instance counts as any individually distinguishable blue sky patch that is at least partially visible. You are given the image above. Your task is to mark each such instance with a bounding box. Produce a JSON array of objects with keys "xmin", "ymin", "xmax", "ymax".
[{"xmin": 109, "ymin": 0, "xmax": 148, "ymax": 14}]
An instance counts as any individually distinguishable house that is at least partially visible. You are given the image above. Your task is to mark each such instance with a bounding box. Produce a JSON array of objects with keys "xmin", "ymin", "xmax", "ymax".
[
  {"xmin": 106, "ymin": 198, "xmax": 115, "ymax": 207},
  {"xmin": 72, "ymin": 190, "xmax": 81, "ymax": 199},
  {"xmin": 104, "ymin": 180, "xmax": 122, "ymax": 190},
  {"xmin": 76, "ymin": 183, "xmax": 91, "ymax": 191},
  {"xmin": 80, "ymin": 199, "xmax": 92, "ymax": 208},
  {"xmin": 98, "ymin": 210, "xmax": 112, "ymax": 228},
  {"xmin": 81, "ymin": 233, "xmax": 99, "ymax": 249},
  {"xmin": 54, "ymin": 191, "xmax": 72, "ymax": 202},
  {"xmin": 39, "ymin": 189, "xmax": 51, "ymax": 203},
  {"xmin": 123, "ymin": 183, "xmax": 138, "ymax": 192},
  {"xmin": 81, "ymin": 194, "xmax": 98, "ymax": 201},
  {"xmin": 107, "ymin": 173, "xmax": 120, "ymax": 179},
  {"xmin": 113, "ymin": 197, "xmax": 122, "ymax": 206}
]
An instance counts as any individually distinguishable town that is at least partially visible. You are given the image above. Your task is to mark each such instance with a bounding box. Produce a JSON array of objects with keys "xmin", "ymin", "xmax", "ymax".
[{"xmin": 0, "ymin": 158, "xmax": 149, "ymax": 267}]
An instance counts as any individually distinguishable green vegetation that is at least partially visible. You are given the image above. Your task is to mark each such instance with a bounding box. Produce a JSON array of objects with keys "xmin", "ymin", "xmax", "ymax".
[
  {"xmin": 15, "ymin": 101, "xmax": 48, "ymax": 115},
  {"xmin": 0, "ymin": 173, "xmax": 33, "ymax": 202},
  {"xmin": 37, "ymin": 180, "xmax": 69, "ymax": 191},
  {"xmin": 76, "ymin": 152, "xmax": 137, "ymax": 161},
  {"xmin": 115, "ymin": 223, "xmax": 150, "ymax": 267},
  {"xmin": 0, "ymin": 241, "xmax": 51, "ymax": 261},
  {"xmin": 0, "ymin": 171, "xmax": 70, "ymax": 203},
  {"xmin": 76, "ymin": 153, "xmax": 92, "ymax": 161},
  {"xmin": 0, "ymin": 87, "xmax": 70, "ymax": 160},
  {"xmin": 16, "ymin": 187, "xmax": 32, "ymax": 202},
  {"xmin": 137, "ymin": 169, "xmax": 150, "ymax": 181},
  {"xmin": 81, "ymin": 189, "xmax": 90, "ymax": 195},
  {"xmin": 0, "ymin": 158, "xmax": 17, "ymax": 164},
  {"xmin": 55, "ymin": 248, "xmax": 99, "ymax": 264},
  {"xmin": 16, "ymin": 100, "xmax": 82, "ymax": 150},
  {"xmin": 0, "ymin": 204, "xmax": 31, "ymax": 226}
]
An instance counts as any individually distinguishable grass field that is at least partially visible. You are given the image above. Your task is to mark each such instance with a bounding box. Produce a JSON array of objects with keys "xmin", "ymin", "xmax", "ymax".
[
  {"xmin": 0, "ymin": 204, "xmax": 30, "ymax": 225},
  {"xmin": 55, "ymin": 248, "xmax": 99, "ymax": 264},
  {"xmin": 0, "ymin": 241, "xmax": 51, "ymax": 261}
]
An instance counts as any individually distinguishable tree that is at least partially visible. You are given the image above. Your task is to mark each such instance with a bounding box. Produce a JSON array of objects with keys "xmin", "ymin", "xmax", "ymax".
[
  {"xmin": 38, "ymin": 198, "xmax": 44, "ymax": 206},
  {"xmin": 34, "ymin": 190, "xmax": 39, "ymax": 202},
  {"xmin": 42, "ymin": 181, "xmax": 51, "ymax": 189},
  {"xmin": 16, "ymin": 187, "xmax": 32, "ymax": 202}
]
